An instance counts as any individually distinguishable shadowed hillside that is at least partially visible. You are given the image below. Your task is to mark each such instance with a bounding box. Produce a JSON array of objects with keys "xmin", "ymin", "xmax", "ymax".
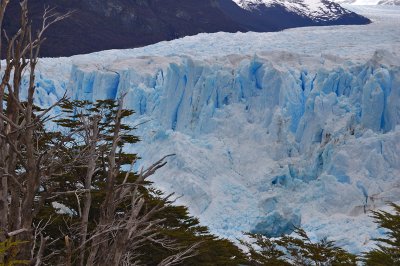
[{"xmin": 3, "ymin": 0, "xmax": 370, "ymax": 57}]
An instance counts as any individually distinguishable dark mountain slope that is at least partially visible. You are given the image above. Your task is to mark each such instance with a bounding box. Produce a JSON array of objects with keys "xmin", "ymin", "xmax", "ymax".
[
  {"xmin": 3, "ymin": 0, "xmax": 370, "ymax": 57},
  {"xmin": 4, "ymin": 0, "xmax": 245, "ymax": 57}
]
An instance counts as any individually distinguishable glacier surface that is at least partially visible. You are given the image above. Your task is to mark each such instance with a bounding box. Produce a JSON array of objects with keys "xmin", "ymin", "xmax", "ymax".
[{"xmin": 21, "ymin": 5, "xmax": 400, "ymax": 253}]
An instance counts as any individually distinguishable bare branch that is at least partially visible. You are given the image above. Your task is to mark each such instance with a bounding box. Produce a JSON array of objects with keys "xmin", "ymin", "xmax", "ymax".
[
  {"xmin": 158, "ymin": 242, "xmax": 202, "ymax": 266},
  {"xmin": 139, "ymin": 154, "xmax": 176, "ymax": 182},
  {"xmin": 7, "ymin": 228, "xmax": 29, "ymax": 237}
]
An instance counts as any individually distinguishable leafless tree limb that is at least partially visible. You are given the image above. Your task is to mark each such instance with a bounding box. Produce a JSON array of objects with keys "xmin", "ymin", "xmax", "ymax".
[
  {"xmin": 158, "ymin": 242, "xmax": 202, "ymax": 266},
  {"xmin": 0, "ymin": 0, "xmax": 72, "ymax": 263}
]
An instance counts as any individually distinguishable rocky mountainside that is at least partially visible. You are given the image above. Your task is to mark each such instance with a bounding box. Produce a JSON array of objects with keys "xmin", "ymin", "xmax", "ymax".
[
  {"xmin": 4, "ymin": 0, "xmax": 243, "ymax": 57},
  {"xmin": 3, "ymin": 0, "xmax": 370, "ymax": 57}
]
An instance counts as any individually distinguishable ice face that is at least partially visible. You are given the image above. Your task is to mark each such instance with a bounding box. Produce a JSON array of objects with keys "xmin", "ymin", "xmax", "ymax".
[{"xmin": 17, "ymin": 5, "xmax": 400, "ymax": 254}]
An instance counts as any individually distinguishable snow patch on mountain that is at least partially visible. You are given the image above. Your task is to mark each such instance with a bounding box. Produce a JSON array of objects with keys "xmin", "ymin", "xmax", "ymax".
[
  {"xmin": 232, "ymin": 0, "xmax": 352, "ymax": 20},
  {"xmin": 15, "ymin": 5, "xmax": 400, "ymax": 254},
  {"xmin": 333, "ymin": 0, "xmax": 400, "ymax": 6}
]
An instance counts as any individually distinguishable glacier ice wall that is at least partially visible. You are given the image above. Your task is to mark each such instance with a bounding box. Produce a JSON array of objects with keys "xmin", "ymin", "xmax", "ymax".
[
  {"xmin": 67, "ymin": 52, "xmax": 400, "ymax": 136},
  {"xmin": 26, "ymin": 49, "xmax": 400, "ymax": 253}
]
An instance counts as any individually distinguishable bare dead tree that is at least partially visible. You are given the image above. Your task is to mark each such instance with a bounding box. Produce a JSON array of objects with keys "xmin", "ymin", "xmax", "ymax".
[
  {"xmin": 77, "ymin": 114, "xmax": 101, "ymax": 266},
  {"xmin": 1, "ymin": 2, "xmax": 200, "ymax": 265},
  {"xmin": 82, "ymin": 155, "xmax": 200, "ymax": 266},
  {"xmin": 0, "ymin": 0, "xmax": 72, "ymax": 263},
  {"xmin": 0, "ymin": 0, "xmax": 10, "ymax": 61},
  {"xmin": 0, "ymin": 0, "xmax": 11, "ymax": 251},
  {"xmin": 63, "ymin": 98, "xmax": 200, "ymax": 265}
]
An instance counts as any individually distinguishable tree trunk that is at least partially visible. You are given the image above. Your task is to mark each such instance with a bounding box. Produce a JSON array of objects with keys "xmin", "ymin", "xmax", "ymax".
[{"xmin": 79, "ymin": 118, "xmax": 100, "ymax": 266}]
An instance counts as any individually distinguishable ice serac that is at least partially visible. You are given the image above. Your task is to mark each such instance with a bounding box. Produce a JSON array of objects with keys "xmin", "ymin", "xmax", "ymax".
[{"xmin": 68, "ymin": 51, "xmax": 400, "ymax": 136}]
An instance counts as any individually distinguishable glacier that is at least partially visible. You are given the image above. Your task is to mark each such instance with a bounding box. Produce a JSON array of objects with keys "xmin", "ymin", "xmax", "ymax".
[{"xmin": 18, "ymin": 5, "xmax": 400, "ymax": 254}]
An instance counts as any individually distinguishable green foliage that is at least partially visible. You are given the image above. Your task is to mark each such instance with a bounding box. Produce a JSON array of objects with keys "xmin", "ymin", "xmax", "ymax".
[
  {"xmin": 278, "ymin": 228, "xmax": 357, "ymax": 265},
  {"xmin": 131, "ymin": 190, "xmax": 247, "ymax": 265},
  {"xmin": 243, "ymin": 228, "xmax": 357, "ymax": 266},
  {"xmin": 0, "ymin": 238, "xmax": 29, "ymax": 266},
  {"xmin": 56, "ymin": 99, "xmax": 139, "ymax": 146},
  {"xmin": 240, "ymin": 233, "xmax": 290, "ymax": 266},
  {"xmin": 364, "ymin": 203, "xmax": 400, "ymax": 265}
]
